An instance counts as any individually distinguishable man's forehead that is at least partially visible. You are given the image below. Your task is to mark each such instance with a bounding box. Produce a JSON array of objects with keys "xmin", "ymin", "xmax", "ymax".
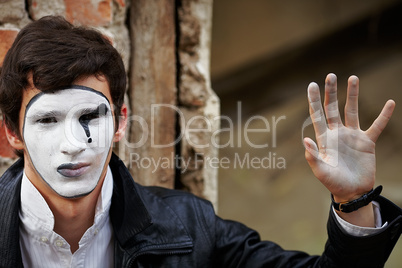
[{"xmin": 25, "ymin": 86, "xmax": 110, "ymax": 113}]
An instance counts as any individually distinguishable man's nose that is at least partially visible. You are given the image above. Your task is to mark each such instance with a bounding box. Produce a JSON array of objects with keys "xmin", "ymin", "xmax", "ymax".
[{"xmin": 59, "ymin": 120, "xmax": 88, "ymax": 155}]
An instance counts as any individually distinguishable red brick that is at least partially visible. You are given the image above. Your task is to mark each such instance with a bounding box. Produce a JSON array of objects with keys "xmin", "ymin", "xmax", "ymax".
[
  {"xmin": 0, "ymin": 29, "xmax": 19, "ymax": 66},
  {"xmin": 114, "ymin": 0, "xmax": 125, "ymax": 7},
  {"xmin": 64, "ymin": 0, "xmax": 112, "ymax": 27},
  {"xmin": 0, "ymin": 30, "xmax": 18, "ymax": 159},
  {"xmin": 0, "ymin": 121, "xmax": 16, "ymax": 159}
]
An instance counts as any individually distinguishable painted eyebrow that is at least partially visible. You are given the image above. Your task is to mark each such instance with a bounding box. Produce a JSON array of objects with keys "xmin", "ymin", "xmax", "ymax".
[{"xmin": 80, "ymin": 103, "xmax": 110, "ymax": 116}]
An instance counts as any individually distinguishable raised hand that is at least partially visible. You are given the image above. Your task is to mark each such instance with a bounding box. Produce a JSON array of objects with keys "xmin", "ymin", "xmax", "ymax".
[{"xmin": 303, "ymin": 73, "xmax": 395, "ymax": 207}]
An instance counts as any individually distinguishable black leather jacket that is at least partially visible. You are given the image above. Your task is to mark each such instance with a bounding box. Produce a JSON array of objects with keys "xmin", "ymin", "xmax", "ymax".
[{"xmin": 1, "ymin": 153, "xmax": 401, "ymax": 267}]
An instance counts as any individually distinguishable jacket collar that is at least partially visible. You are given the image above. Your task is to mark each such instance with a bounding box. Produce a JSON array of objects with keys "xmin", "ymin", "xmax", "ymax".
[
  {"xmin": 0, "ymin": 158, "xmax": 24, "ymax": 267},
  {"xmin": 109, "ymin": 153, "xmax": 153, "ymax": 246},
  {"xmin": 108, "ymin": 153, "xmax": 193, "ymax": 253}
]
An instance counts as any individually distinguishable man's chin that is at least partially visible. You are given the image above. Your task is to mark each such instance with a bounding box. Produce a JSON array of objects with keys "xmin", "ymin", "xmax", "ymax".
[{"xmin": 55, "ymin": 187, "xmax": 96, "ymax": 199}]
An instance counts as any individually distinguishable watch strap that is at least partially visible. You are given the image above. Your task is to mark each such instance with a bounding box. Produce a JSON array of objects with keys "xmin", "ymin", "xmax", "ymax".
[{"xmin": 331, "ymin": 185, "xmax": 383, "ymax": 213}]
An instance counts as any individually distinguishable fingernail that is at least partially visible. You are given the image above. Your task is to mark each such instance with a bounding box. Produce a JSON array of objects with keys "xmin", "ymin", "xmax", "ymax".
[
  {"xmin": 308, "ymin": 82, "xmax": 318, "ymax": 89},
  {"xmin": 326, "ymin": 73, "xmax": 336, "ymax": 84},
  {"xmin": 349, "ymin": 75, "xmax": 358, "ymax": 85}
]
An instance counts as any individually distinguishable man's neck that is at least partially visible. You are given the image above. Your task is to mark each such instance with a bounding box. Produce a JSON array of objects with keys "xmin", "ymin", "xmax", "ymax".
[
  {"xmin": 47, "ymin": 183, "xmax": 103, "ymax": 253},
  {"xmin": 24, "ymin": 170, "xmax": 106, "ymax": 254}
]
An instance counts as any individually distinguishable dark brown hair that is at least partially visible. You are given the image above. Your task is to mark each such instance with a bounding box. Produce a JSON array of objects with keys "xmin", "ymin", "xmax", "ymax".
[{"xmin": 0, "ymin": 16, "xmax": 126, "ymax": 144}]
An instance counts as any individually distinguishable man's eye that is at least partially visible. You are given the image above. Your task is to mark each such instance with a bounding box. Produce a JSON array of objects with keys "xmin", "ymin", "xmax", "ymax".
[{"xmin": 37, "ymin": 117, "xmax": 57, "ymax": 124}]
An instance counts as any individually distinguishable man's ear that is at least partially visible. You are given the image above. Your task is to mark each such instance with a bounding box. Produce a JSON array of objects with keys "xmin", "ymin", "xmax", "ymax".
[
  {"xmin": 5, "ymin": 126, "xmax": 24, "ymax": 150},
  {"xmin": 113, "ymin": 103, "xmax": 128, "ymax": 142}
]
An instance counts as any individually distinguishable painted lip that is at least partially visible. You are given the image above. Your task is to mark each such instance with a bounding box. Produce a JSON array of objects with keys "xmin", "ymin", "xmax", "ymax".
[{"xmin": 57, "ymin": 163, "xmax": 90, "ymax": 177}]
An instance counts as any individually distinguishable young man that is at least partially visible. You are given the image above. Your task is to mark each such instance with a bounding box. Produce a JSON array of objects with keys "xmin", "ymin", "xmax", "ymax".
[{"xmin": 0, "ymin": 16, "xmax": 401, "ymax": 267}]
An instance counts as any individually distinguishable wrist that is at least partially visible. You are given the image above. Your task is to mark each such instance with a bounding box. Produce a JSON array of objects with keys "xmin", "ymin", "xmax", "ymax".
[
  {"xmin": 331, "ymin": 186, "xmax": 382, "ymax": 213},
  {"xmin": 332, "ymin": 185, "xmax": 376, "ymax": 203},
  {"xmin": 334, "ymin": 202, "xmax": 376, "ymax": 228},
  {"xmin": 333, "ymin": 192, "xmax": 369, "ymax": 203}
]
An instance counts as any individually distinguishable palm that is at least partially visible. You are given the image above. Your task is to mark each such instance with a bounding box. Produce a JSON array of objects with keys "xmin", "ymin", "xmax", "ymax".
[
  {"xmin": 312, "ymin": 126, "xmax": 375, "ymax": 197},
  {"xmin": 304, "ymin": 74, "xmax": 394, "ymax": 201}
]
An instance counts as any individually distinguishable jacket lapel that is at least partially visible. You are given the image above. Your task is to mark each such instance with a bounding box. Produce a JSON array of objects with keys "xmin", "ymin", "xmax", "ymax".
[
  {"xmin": 109, "ymin": 154, "xmax": 193, "ymax": 259},
  {"xmin": 0, "ymin": 158, "xmax": 24, "ymax": 268},
  {"xmin": 109, "ymin": 153, "xmax": 153, "ymax": 246}
]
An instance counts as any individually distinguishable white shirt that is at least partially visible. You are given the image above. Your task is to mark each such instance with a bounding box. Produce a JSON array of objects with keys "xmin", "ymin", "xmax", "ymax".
[
  {"xmin": 19, "ymin": 166, "xmax": 114, "ymax": 268},
  {"xmin": 334, "ymin": 201, "xmax": 387, "ymax": 236}
]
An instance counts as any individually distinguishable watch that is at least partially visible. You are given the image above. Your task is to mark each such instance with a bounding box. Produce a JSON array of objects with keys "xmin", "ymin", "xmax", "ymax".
[{"xmin": 331, "ymin": 185, "xmax": 382, "ymax": 213}]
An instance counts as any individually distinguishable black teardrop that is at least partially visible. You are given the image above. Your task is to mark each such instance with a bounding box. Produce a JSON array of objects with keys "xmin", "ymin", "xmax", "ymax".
[{"xmin": 79, "ymin": 116, "xmax": 92, "ymax": 143}]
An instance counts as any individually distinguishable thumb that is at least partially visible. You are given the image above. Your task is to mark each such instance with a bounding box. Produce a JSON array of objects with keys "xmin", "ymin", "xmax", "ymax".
[{"xmin": 303, "ymin": 137, "xmax": 320, "ymax": 165}]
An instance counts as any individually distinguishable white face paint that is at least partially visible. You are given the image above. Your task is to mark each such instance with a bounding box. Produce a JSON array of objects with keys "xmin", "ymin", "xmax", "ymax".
[{"xmin": 23, "ymin": 87, "xmax": 114, "ymax": 198}]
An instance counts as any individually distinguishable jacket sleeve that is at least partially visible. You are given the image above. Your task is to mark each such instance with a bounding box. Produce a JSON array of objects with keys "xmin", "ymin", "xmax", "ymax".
[
  {"xmin": 321, "ymin": 196, "xmax": 402, "ymax": 267},
  {"xmin": 200, "ymin": 195, "xmax": 402, "ymax": 268}
]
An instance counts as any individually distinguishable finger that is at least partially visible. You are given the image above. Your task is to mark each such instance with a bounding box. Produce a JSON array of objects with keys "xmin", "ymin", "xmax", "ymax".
[
  {"xmin": 344, "ymin": 75, "xmax": 360, "ymax": 129},
  {"xmin": 366, "ymin": 99, "xmax": 396, "ymax": 142},
  {"xmin": 307, "ymin": 82, "xmax": 327, "ymax": 139},
  {"xmin": 324, "ymin": 73, "xmax": 343, "ymax": 128},
  {"xmin": 303, "ymin": 137, "xmax": 320, "ymax": 163}
]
